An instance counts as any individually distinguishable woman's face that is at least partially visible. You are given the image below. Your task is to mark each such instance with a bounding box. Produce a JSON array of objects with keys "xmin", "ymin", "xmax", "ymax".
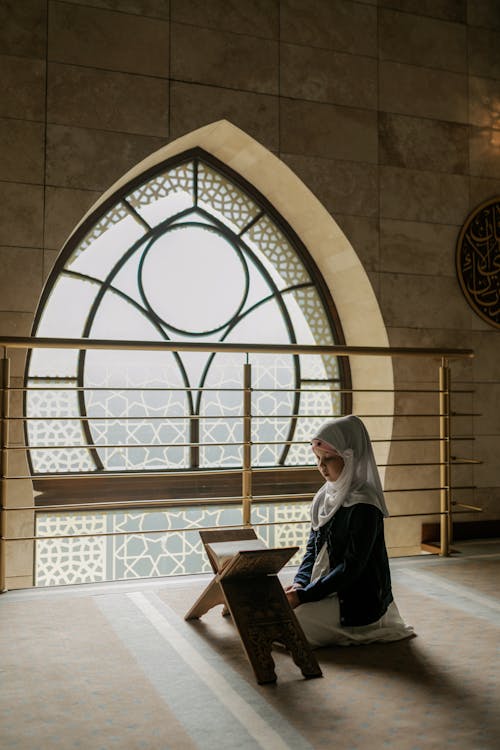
[{"xmin": 314, "ymin": 448, "xmax": 344, "ymax": 482}]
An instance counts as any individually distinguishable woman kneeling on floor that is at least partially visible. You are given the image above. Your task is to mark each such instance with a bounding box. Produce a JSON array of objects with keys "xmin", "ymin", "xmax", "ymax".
[{"xmin": 285, "ymin": 414, "xmax": 414, "ymax": 648}]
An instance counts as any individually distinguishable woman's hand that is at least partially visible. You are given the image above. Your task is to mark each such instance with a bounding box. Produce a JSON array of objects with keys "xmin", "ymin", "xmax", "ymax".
[
  {"xmin": 286, "ymin": 589, "xmax": 301, "ymax": 609},
  {"xmin": 284, "ymin": 583, "xmax": 302, "ymax": 593}
]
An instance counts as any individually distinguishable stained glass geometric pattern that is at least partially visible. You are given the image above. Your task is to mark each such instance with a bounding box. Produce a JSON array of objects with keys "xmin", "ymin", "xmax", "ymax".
[
  {"xmin": 27, "ymin": 153, "xmax": 346, "ymax": 475},
  {"xmin": 35, "ymin": 503, "xmax": 312, "ymax": 586}
]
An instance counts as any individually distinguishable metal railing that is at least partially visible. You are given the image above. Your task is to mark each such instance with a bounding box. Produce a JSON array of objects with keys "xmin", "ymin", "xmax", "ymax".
[{"xmin": 0, "ymin": 336, "xmax": 479, "ymax": 592}]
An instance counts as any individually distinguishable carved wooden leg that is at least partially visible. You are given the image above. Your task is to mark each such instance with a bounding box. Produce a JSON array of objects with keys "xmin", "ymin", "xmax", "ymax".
[
  {"xmin": 184, "ymin": 577, "xmax": 225, "ymax": 620},
  {"xmin": 220, "ymin": 576, "xmax": 322, "ymax": 684}
]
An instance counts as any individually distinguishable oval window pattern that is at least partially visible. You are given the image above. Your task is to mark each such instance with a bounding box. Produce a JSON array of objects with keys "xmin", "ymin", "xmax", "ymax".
[{"xmin": 26, "ymin": 150, "xmax": 350, "ymax": 474}]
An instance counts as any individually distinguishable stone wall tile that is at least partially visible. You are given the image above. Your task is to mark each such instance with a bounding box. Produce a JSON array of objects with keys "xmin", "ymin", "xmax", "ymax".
[
  {"xmin": 170, "ymin": 81, "xmax": 278, "ymax": 152},
  {"xmin": 0, "ymin": 0, "xmax": 46, "ymax": 58},
  {"xmin": 0, "ymin": 182, "xmax": 43, "ymax": 247},
  {"xmin": 379, "ymin": 113, "xmax": 469, "ymax": 175},
  {"xmin": 380, "ymin": 218, "xmax": 458, "ymax": 276},
  {"xmin": 379, "ymin": 9, "xmax": 467, "ymax": 73},
  {"xmin": 0, "ymin": 246, "xmax": 43, "ymax": 312},
  {"xmin": 469, "ymin": 126, "xmax": 500, "ymax": 178},
  {"xmin": 44, "ymin": 186, "xmax": 101, "ymax": 251},
  {"xmin": 381, "ymin": 273, "xmax": 472, "ymax": 329},
  {"xmin": 0, "ymin": 55, "xmax": 45, "ymax": 120},
  {"xmin": 467, "ymin": 0, "xmax": 500, "ymax": 31},
  {"xmin": 171, "ymin": 0, "xmax": 279, "ymax": 38},
  {"xmin": 281, "ymin": 44, "xmax": 377, "ymax": 110},
  {"xmin": 48, "ymin": 1, "xmax": 169, "ymax": 76},
  {"xmin": 333, "ymin": 214, "xmax": 379, "ymax": 272},
  {"xmin": 60, "ymin": 0, "xmax": 170, "ymax": 19},
  {"xmin": 171, "ymin": 23, "xmax": 278, "ymax": 94},
  {"xmin": 280, "ymin": 99, "xmax": 378, "ymax": 163},
  {"xmin": 474, "ymin": 435, "xmax": 500, "ymax": 487},
  {"xmin": 388, "ymin": 327, "xmax": 474, "ymax": 383},
  {"xmin": 47, "ymin": 63, "xmax": 169, "ymax": 137},
  {"xmin": 468, "ymin": 26, "xmax": 500, "ymax": 79},
  {"xmin": 282, "ymin": 153, "xmax": 378, "ymax": 217},
  {"xmin": 380, "ymin": 166, "xmax": 469, "ymax": 224},
  {"xmin": 46, "ymin": 124, "xmax": 166, "ymax": 191},
  {"xmin": 469, "ymin": 176, "xmax": 500, "ymax": 210},
  {"xmin": 469, "ymin": 76, "xmax": 500, "ymax": 129},
  {"xmin": 280, "ymin": 0, "xmax": 377, "ymax": 57},
  {"xmin": 379, "ymin": 61, "xmax": 468, "ymax": 123},
  {"xmin": 0, "ymin": 119, "xmax": 45, "ymax": 183},
  {"xmin": 378, "ymin": 0, "xmax": 466, "ymax": 23}
]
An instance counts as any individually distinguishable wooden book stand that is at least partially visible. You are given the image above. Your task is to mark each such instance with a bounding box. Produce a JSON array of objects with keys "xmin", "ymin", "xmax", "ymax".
[{"xmin": 185, "ymin": 528, "xmax": 322, "ymax": 684}]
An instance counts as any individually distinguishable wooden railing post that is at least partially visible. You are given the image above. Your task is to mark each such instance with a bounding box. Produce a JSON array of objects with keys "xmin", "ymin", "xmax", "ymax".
[
  {"xmin": 439, "ymin": 357, "xmax": 451, "ymax": 556},
  {"xmin": 242, "ymin": 362, "xmax": 252, "ymax": 526}
]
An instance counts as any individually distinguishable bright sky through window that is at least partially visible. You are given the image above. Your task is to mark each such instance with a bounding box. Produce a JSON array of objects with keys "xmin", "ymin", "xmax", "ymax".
[{"xmin": 26, "ymin": 153, "xmax": 346, "ymax": 474}]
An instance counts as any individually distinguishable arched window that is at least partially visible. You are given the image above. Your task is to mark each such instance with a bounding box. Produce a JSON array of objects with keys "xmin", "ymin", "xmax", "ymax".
[{"xmin": 26, "ymin": 150, "xmax": 350, "ymax": 477}]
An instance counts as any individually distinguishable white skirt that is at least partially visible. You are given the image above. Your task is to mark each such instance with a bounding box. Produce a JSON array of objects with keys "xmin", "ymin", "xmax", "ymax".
[{"xmin": 294, "ymin": 596, "xmax": 415, "ymax": 648}]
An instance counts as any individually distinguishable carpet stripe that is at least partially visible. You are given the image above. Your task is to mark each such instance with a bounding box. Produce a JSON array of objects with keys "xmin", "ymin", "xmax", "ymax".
[{"xmin": 128, "ymin": 592, "xmax": 300, "ymax": 750}]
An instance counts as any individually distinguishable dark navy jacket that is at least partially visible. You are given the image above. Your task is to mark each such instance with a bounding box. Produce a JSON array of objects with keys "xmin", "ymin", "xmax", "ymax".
[{"xmin": 294, "ymin": 503, "xmax": 393, "ymax": 627}]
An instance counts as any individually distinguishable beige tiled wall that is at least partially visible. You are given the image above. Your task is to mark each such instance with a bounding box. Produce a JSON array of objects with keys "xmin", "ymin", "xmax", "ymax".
[{"xmin": 1, "ymin": 0, "xmax": 500, "ymax": 583}]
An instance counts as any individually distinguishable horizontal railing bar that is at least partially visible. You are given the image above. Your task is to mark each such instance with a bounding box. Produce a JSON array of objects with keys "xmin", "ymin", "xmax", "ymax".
[
  {"xmin": 7, "ymin": 386, "xmax": 475, "ymax": 394},
  {"xmin": 2, "ymin": 413, "xmax": 478, "ymax": 421},
  {"xmin": 450, "ymin": 456, "xmax": 482, "ymax": 464},
  {"xmin": 2, "ymin": 508, "xmax": 480, "ymax": 543},
  {"xmin": 0, "ymin": 335, "xmax": 474, "ymax": 359},
  {"xmin": 452, "ymin": 502, "xmax": 483, "ymax": 511}
]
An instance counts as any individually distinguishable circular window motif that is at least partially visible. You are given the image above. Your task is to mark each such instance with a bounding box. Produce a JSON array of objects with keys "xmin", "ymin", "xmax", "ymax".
[
  {"xmin": 456, "ymin": 197, "xmax": 500, "ymax": 329},
  {"xmin": 140, "ymin": 223, "xmax": 249, "ymax": 334}
]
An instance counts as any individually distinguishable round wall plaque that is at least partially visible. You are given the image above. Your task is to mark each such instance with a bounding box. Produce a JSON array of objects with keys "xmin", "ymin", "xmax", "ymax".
[{"xmin": 456, "ymin": 197, "xmax": 500, "ymax": 329}]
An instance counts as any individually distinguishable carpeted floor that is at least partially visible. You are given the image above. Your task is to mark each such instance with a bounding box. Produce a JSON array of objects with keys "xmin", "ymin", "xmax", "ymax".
[{"xmin": 1, "ymin": 542, "xmax": 499, "ymax": 749}]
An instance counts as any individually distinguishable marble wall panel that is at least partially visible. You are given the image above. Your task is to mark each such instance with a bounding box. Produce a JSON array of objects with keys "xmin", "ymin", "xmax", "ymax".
[
  {"xmin": 0, "ymin": 182, "xmax": 43, "ymax": 248},
  {"xmin": 474, "ymin": 435, "xmax": 500, "ymax": 487},
  {"xmin": 170, "ymin": 81, "xmax": 279, "ymax": 152},
  {"xmin": 44, "ymin": 186, "xmax": 101, "ymax": 251},
  {"xmin": 0, "ymin": 247, "xmax": 43, "ymax": 312},
  {"xmin": 388, "ymin": 328, "xmax": 474, "ymax": 385},
  {"xmin": 379, "ymin": 62, "xmax": 468, "ymax": 123},
  {"xmin": 171, "ymin": 23, "xmax": 278, "ymax": 94},
  {"xmin": 0, "ymin": 0, "xmax": 46, "ymax": 58},
  {"xmin": 474, "ymin": 487, "xmax": 500, "ymax": 520},
  {"xmin": 0, "ymin": 318, "xmax": 32, "ymax": 377},
  {"xmin": 0, "ymin": 55, "xmax": 45, "ymax": 120},
  {"xmin": 60, "ymin": 0, "xmax": 170, "ymax": 19},
  {"xmin": 281, "ymin": 154, "xmax": 378, "ymax": 218},
  {"xmin": 469, "ymin": 76, "xmax": 500, "ymax": 129},
  {"xmin": 380, "ymin": 273, "xmax": 472, "ymax": 330},
  {"xmin": 379, "ymin": 9, "xmax": 467, "ymax": 73},
  {"xmin": 280, "ymin": 0, "xmax": 377, "ymax": 57},
  {"xmin": 380, "ymin": 218, "xmax": 458, "ymax": 277},
  {"xmin": 280, "ymin": 44, "xmax": 377, "ymax": 110},
  {"xmin": 43, "ymin": 249, "xmax": 59, "ymax": 282},
  {"xmin": 170, "ymin": 0, "xmax": 279, "ymax": 38},
  {"xmin": 333, "ymin": 214, "xmax": 379, "ymax": 273},
  {"xmin": 46, "ymin": 125, "xmax": 166, "ymax": 191},
  {"xmin": 48, "ymin": 1, "xmax": 169, "ymax": 76},
  {"xmin": 0, "ymin": 119, "xmax": 45, "ymax": 184},
  {"xmin": 379, "ymin": 113, "xmax": 469, "ymax": 175},
  {"xmin": 380, "ymin": 166, "xmax": 469, "ymax": 224},
  {"xmin": 468, "ymin": 0, "xmax": 500, "ymax": 32},
  {"xmin": 468, "ymin": 26, "xmax": 500, "ymax": 79},
  {"xmin": 280, "ymin": 99, "xmax": 378, "ymax": 163},
  {"xmin": 47, "ymin": 63, "xmax": 169, "ymax": 137},
  {"xmin": 471, "ymin": 331, "xmax": 500, "ymax": 381},
  {"xmin": 378, "ymin": 0, "xmax": 466, "ymax": 23},
  {"xmin": 469, "ymin": 126, "xmax": 500, "ymax": 179},
  {"xmin": 473, "ymin": 382, "xmax": 500, "ymax": 435},
  {"xmin": 469, "ymin": 176, "xmax": 500, "ymax": 210}
]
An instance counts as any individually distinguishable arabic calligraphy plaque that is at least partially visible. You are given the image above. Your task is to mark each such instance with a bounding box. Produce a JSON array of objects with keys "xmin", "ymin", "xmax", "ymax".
[{"xmin": 456, "ymin": 198, "xmax": 500, "ymax": 328}]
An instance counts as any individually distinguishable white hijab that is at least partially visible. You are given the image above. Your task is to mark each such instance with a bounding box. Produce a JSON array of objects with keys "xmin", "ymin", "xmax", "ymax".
[{"xmin": 310, "ymin": 415, "xmax": 389, "ymax": 530}]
